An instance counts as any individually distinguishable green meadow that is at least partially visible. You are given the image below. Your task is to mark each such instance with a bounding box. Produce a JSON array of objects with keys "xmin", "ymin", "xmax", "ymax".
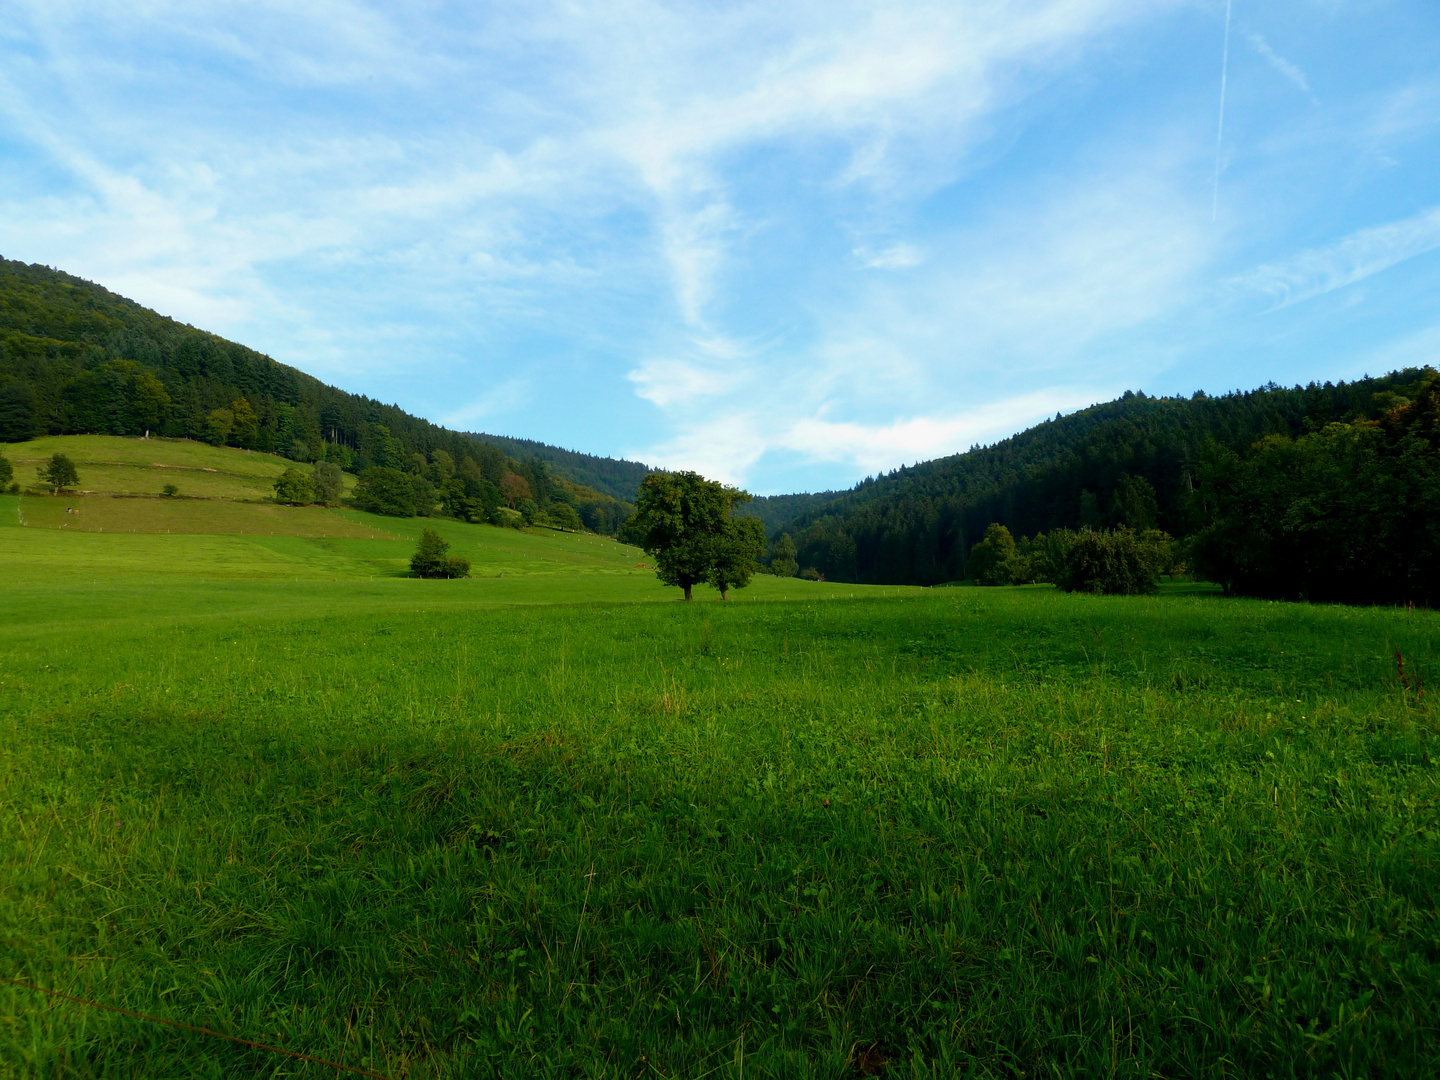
[
  {"xmin": 5, "ymin": 434, "xmax": 358, "ymax": 502},
  {"xmin": 1, "ymin": 439, "xmax": 1437, "ymax": 1078}
]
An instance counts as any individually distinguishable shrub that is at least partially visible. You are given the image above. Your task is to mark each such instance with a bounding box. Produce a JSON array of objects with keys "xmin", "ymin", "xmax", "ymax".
[
  {"xmin": 351, "ymin": 466, "xmax": 416, "ymax": 517},
  {"xmin": 1057, "ymin": 528, "xmax": 1157, "ymax": 595},
  {"xmin": 161, "ymin": 483, "xmax": 179, "ymax": 497},
  {"xmin": 410, "ymin": 528, "xmax": 471, "ymax": 578},
  {"xmin": 0, "ymin": 452, "xmax": 11, "ymax": 490}
]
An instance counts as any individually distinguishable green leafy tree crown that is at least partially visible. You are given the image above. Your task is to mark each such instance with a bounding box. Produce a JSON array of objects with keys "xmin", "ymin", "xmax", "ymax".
[
  {"xmin": 629, "ymin": 471, "xmax": 748, "ymax": 601},
  {"xmin": 273, "ymin": 467, "xmax": 315, "ymax": 505},
  {"xmin": 351, "ymin": 466, "xmax": 416, "ymax": 517},
  {"xmin": 39, "ymin": 453, "xmax": 79, "ymax": 492}
]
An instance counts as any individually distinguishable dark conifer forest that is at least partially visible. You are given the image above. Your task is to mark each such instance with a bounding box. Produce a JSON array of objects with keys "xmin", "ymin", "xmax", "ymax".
[{"xmin": 767, "ymin": 369, "xmax": 1439, "ymax": 604}]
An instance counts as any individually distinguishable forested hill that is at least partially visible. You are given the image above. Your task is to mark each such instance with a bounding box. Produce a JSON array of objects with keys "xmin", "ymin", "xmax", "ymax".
[
  {"xmin": 465, "ymin": 433, "xmax": 649, "ymax": 504},
  {"xmin": 769, "ymin": 369, "xmax": 1436, "ymax": 585},
  {"xmin": 0, "ymin": 257, "xmax": 650, "ymax": 527},
  {"xmin": 738, "ymin": 490, "xmax": 844, "ymax": 533}
]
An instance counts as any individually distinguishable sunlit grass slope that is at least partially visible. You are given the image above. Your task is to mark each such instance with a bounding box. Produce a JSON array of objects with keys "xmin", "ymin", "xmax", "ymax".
[{"xmin": 4, "ymin": 434, "xmax": 355, "ymax": 501}]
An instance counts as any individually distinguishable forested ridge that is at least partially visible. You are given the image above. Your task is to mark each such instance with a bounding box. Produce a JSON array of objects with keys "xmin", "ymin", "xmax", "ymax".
[
  {"xmin": 0, "ymin": 257, "xmax": 642, "ymax": 532},
  {"xmin": 768, "ymin": 369, "xmax": 1438, "ymax": 591}
]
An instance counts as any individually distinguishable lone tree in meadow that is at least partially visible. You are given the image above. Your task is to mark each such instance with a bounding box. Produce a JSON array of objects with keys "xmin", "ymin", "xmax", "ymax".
[
  {"xmin": 410, "ymin": 528, "xmax": 471, "ymax": 578},
  {"xmin": 38, "ymin": 452, "xmax": 79, "ymax": 493},
  {"xmin": 628, "ymin": 470, "xmax": 753, "ymax": 601},
  {"xmin": 273, "ymin": 466, "xmax": 315, "ymax": 505}
]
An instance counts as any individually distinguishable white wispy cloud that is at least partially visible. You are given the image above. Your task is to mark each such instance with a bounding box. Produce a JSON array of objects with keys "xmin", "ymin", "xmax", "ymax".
[
  {"xmin": 4, "ymin": 0, "xmax": 1435, "ymax": 494},
  {"xmin": 439, "ymin": 379, "xmax": 532, "ymax": 430},
  {"xmin": 1247, "ymin": 33, "xmax": 1316, "ymax": 101},
  {"xmin": 854, "ymin": 243, "xmax": 923, "ymax": 270},
  {"xmin": 626, "ymin": 359, "xmax": 732, "ymax": 408},
  {"xmin": 1232, "ymin": 204, "xmax": 1440, "ymax": 309}
]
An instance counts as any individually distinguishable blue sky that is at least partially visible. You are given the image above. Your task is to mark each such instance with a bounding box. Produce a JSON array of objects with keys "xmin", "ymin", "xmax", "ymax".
[{"xmin": 2, "ymin": 1, "xmax": 1438, "ymax": 494}]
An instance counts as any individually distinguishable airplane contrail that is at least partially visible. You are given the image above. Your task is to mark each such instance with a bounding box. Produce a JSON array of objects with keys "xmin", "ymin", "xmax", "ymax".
[{"xmin": 1213, "ymin": 0, "xmax": 1233, "ymax": 222}]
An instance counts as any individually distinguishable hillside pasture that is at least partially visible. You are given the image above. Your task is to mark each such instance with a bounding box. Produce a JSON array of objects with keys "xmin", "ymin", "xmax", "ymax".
[
  {"xmin": 4, "ymin": 434, "xmax": 354, "ymax": 501},
  {"xmin": 16, "ymin": 493, "xmax": 400, "ymax": 537}
]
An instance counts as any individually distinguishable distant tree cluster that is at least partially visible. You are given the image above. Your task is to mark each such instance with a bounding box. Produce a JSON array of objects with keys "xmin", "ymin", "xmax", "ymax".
[
  {"xmin": 0, "ymin": 258, "xmax": 637, "ymax": 534},
  {"xmin": 1190, "ymin": 372, "xmax": 1440, "ymax": 605},
  {"xmin": 272, "ymin": 462, "xmax": 344, "ymax": 506},
  {"xmin": 967, "ymin": 522, "xmax": 1175, "ymax": 595},
  {"xmin": 627, "ymin": 471, "xmax": 765, "ymax": 600}
]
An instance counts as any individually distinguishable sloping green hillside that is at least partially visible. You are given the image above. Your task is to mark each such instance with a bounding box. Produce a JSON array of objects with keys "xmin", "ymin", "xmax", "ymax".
[
  {"xmin": 3, "ymin": 433, "xmax": 357, "ymax": 502},
  {"xmin": 0, "ymin": 257, "xmax": 646, "ymax": 525}
]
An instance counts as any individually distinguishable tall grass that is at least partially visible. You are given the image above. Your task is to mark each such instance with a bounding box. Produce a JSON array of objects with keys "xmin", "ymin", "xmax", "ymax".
[{"xmin": 2, "ymin": 587, "xmax": 1436, "ymax": 1077}]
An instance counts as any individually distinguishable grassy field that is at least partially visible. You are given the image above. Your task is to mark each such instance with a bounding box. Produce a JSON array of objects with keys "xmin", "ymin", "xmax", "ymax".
[
  {"xmin": 4, "ymin": 434, "xmax": 356, "ymax": 501},
  {"xmin": 1, "ymin": 441, "xmax": 1437, "ymax": 1078}
]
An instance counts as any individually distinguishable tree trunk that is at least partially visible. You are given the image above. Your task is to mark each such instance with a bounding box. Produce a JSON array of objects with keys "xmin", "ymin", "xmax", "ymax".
[
  {"xmin": 718, "ymin": 582, "xmax": 729, "ymax": 601},
  {"xmin": 682, "ymin": 583, "xmax": 693, "ymax": 601}
]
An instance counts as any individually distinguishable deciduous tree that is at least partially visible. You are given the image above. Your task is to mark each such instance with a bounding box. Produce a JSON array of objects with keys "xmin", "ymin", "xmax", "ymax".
[
  {"xmin": 273, "ymin": 466, "xmax": 315, "ymax": 505},
  {"xmin": 352, "ymin": 466, "xmax": 416, "ymax": 517},
  {"xmin": 312, "ymin": 461, "xmax": 344, "ymax": 505},
  {"xmin": 709, "ymin": 515, "xmax": 765, "ymax": 600},
  {"xmin": 769, "ymin": 532, "xmax": 798, "ymax": 577},
  {"xmin": 38, "ymin": 452, "xmax": 78, "ymax": 493},
  {"xmin": 628, "ymin": 471, "xmax": 746, "ymax": 601},
  {"xmin": 969, "ymin": 523, "xmax": 1021, "ymax": 585}
]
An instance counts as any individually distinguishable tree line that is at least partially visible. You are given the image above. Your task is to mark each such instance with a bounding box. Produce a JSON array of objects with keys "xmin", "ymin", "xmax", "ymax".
[{"xmin": 764, "ymin": 369, "xmax": 1438, "ymax": 604}]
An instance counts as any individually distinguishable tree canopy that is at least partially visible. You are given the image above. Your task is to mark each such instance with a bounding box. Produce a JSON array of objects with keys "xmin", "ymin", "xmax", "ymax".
[
  {"xmin": 629, "ymin": 471, "xmax": 760, "ymax": 601},
  {"xmin": 38, "ymin": 452, "xmax": 78, "ymax": 492},
  {"xmin": 709, "ymin": 514, "xmax": 766, "ymax": 600},
  {"xmin": 351, "ymin": 466, "xmax": 416, "ymax": 517},
  {"xmin": 273, "ymin": 467, "xmax": 315, "ymax": 505},
  {"xmin": 767, "ymin": 369, "xmax": 1437, "ymax": 589},
  {"xmin": 1189, "ymin": 372, "xmax": 1440, "ymax": 605}
]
